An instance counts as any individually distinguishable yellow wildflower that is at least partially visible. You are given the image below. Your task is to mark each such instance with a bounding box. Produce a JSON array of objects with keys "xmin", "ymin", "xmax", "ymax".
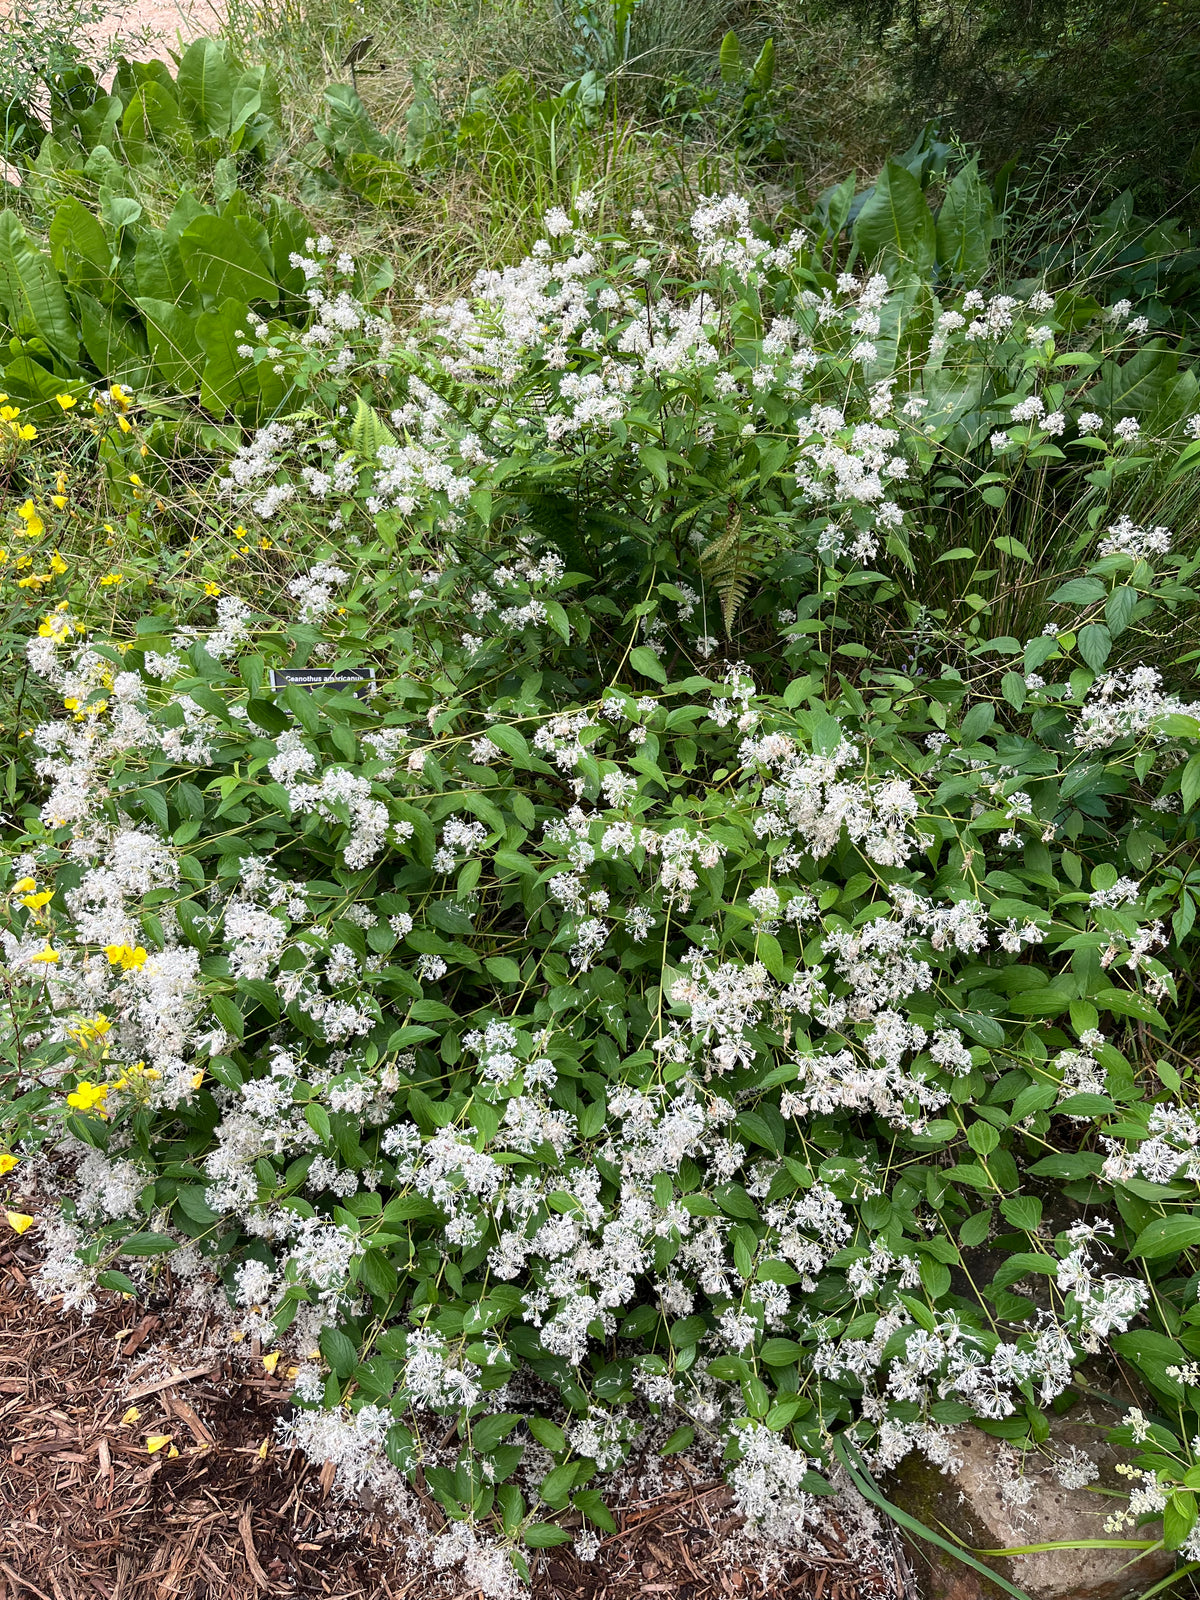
[
  {"xmin": 262, "ymin": 1351, "xmax": 281, "ymax": 1374},
  {"xmin": 145, "ymin": 1435, "xmax": 172, "ymax": 1454},
  {"xmin": 12, "ymin": 877, "xmax": 36, "ymax": 894},
  {"xmin": 120, "ymin": 1405, "xmax": 141, "ymax": 1425},
  {"xmin": 99, "ymin": 572, "xmax": 123, "ymax": 586},
  {"xmin": 0, "ymin": 1153, "xmax": 18, "ymax": 1176},
  {"xmin": 104, "ymin": 943, "xmax": 148, "ymax": 970},
  {"xmin": 54, "ymin": 393, "xmax": 77, "ymax": 410},
  {"xmin": 204, "ymin": 581, "xmax": 220, "ymax": 597},
  {"xmin": 16, "ymin": 500, "xmax": 44, "ymax": 539},
  {"xmin": 119, "ymin": 417, "xmax": 132, "ymax": 434},
  {"xmin": 49, "ymin": 552, "xmax": 67, "ymax": 576},
  {"xmin": 29, "ymin": 944, "xmax": 59, "ymax": 964},
  {"xmin": 6, "ymin": 1212, "xmax": 34, "ymax": 1234},
  {"xmin": 20, "ymin": 890, "xmax": 53, "ymax": 910},
  {"xmin": 191, "ymin": 1068, "xmax": 206, "ymax": 1089},
  {"xmin": 109, "ymin": 384, "xmax": 131, "ymax": 412},
  {"xmin": 66, "ymin": 1080, "xmax": 109, "ymax": 1114}
]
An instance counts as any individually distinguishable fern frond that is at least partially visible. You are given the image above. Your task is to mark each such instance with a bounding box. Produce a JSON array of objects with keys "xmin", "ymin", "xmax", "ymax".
[{"xmin": 699, "ymin": 501, "xmax": 760, "ymax": 635}]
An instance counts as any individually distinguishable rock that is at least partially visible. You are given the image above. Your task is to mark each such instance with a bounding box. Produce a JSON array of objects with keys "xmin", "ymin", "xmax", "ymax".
[{"xmin": 888, "ymin": 1405, "xmax": 1175, "ymax": 1600}]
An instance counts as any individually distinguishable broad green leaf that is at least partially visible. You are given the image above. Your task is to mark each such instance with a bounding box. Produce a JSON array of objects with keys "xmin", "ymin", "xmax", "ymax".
[
  {"xmin": 718, "ymin": 30, "xmax": 743, "ymax": 84},
  {"xmin": 135, "ymin": 228, "xmax": 193, "ymax": 304},
  {"xmin": 196, "ymin": 297, "xmax": 268, "ymax": 415},
  {"xmin": 852, "ymin": 159, "xmax": 936, "ymax": 272},
  {"xmin": 176, "ymin": 38, "xmax": 234, "ymax": 137},
  {"xmin": 48, "ymin": 198, "xmax": 110, "ymax": 294},
  {"xmin": 178, "ymin": 214, "xmax": 278, "ymax": 306},
  {"xmin": 0, "ymin": 211, "xmax": 77, "ymax": 356},
  {"xmin": 118, "ymin": 1231, "xmax": 179, "ymax": 1256},
  {"xmin": 136, "ymin": 295, "xmax": 204, "ymax": 389},
  {"xmin": 629, "ymin": 645, "xmax": 667, "ymax": 684},
  {"xmin": 1129, "ymin": 1215, "xmax": 1200, "ymax": 1260},
  {"xmin": 120, "ymin": 81, "xmax": 186, "ymax": 161},
  {"xmin": 935, "ymin": 159, "xmax": 994, "ymax": 282}
]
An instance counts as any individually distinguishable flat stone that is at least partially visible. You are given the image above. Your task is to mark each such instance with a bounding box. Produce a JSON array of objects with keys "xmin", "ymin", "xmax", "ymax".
[{"xmin": 889, "ymin": 1406, "xmax": 1174, "ymax": 1600}]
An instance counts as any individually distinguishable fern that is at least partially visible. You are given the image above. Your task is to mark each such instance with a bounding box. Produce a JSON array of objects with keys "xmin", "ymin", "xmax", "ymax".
[{"xmin": 699, "ymin": 500, "xmax": 761, "ymax": 635}]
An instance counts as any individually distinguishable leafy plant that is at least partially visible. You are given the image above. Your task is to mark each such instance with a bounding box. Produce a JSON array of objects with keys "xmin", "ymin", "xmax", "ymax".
[{"xmin": 6, "ymin": 187, "xmax": 1200, "ymax": 1586}]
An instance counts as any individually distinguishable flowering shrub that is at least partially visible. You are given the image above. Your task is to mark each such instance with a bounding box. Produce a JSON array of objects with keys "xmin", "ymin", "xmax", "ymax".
[{"xmin": 5, "ymin": 191, "xmax": 1200, "ymax": 1585}]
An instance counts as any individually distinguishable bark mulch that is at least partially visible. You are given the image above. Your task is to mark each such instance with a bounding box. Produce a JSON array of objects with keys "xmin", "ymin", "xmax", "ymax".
[{"xmin": 0, "ymin": 1234, "xmax": 907, "ymax": 1600}]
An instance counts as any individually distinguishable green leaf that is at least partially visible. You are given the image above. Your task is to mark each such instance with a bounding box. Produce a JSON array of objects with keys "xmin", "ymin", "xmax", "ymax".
[
  {"xmin": 484, "ymin": 955, "xmax": 521, "ymax": 983},
  {"xmin": 628, "ymin": 645, "xmax": 667, "ymax": 684},
  {"xmin": 1001, "ymin": 671, "xmax": 1026, "ymax": 711},
  {"xmin": 1129, "ymin": 1215, "xmax": 1200, "ymax": 1260},
  {"xmin": 118, "ymin": 1231, "xmax": 179, "ymax": 1256},
  {"xmin": 0, "ymin": 211, "xmax": 77, "ymax": 356},
  {"xmin": 97, "ymin": 1269, "xmax": 139, "ymax": 1295},
  {"xmin": 175, "ymin": 1186, "xmax": 221, "ymax": 1225},
  {"xmin": 196, "ymin": 297, "xmax": 284, "ymax": 415},
  {"xmin": 320, "ymin": 1325, "xmax": 359, "ymax": 1378},
  {"xmin": 342, "ymin": 153, "xmax": 417, "ymax": 208},
  {"xmin": 935, "ymin": 158, "xmax": 994, "ymax": 282},
  {"xmin": 759, "ymin": 1337, "xmax": 803, "ymax": 1366},
  {"xmin": 48, "ymin": 198, "xmax": 110, "ymax": 293},
  {"xmin": 661, "ymin": 1424, "xmax": 695, "ymax": 1454},
  {"xmin": 176, "ymin": 38, "xmax": 234, "ymax": 136},
  {"xmin": 528, "ymin": 1417, "xmax": 567, "ymax": 1453},
  {"xmin": 1181, "ymin": 753, "xmax": 1200, "ymax": 814},
  {"xmin": 852, "ymin": 159, "xmax": 936, "ymax": 272},
  {"xmin": 1000, "ymin": 1196, "xmax": 1042, "ymax": 1232},
  {"xmin": 718, "ymin": 29, "xmax": 743, "ymax": 84},
  {"xmin": 573, "ymin": 1489, "xmax": 618, "ymax": 1531},
  {"xmin": 349, "ymin": 393, "xmax": 397, "ymax": 457},
  {"xmin": 120, "ymin": 81, "xmax": 186, "ymax": 161},
  {"xmin": 1049, "ymin": 577, "xmax": 1107, "ymax": 606},
  {"xmin": 1077, "ymin": 623, "xmax": 1112, "ymax": 672},
  {"xmin": 523, "ymin": 1524, "xmax": 572, "ymax": 1549},
  {"xmin": 136, "ymin": 295, "xmax": 204, "ymax": 390},
  {"xmin": 178, "ymin": 215, "xmax": 278, "ymax": 307}
]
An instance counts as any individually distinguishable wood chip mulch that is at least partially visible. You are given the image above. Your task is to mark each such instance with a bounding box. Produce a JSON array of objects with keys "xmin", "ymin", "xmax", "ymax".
[{"xmin": 0, "ymin": 1233, "xmax": 905, "ymax": 1600}]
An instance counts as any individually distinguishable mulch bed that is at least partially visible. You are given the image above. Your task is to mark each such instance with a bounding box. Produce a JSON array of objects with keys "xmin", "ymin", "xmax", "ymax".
[{"xmin": 0, "ymin": 1232, "xmax": 907, "ymax": 1600}]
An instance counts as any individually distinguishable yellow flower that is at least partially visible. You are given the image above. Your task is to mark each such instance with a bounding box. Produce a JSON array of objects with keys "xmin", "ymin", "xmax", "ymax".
[
  {"xmin": 29, "ymin": 943, "xmax": 59, "ymax": 964},
  {"xmin": 51, "ymin": 496, "xmax": 67, "ymax": 509},
  {"xmin": 104, "ymin": 943, "xmax": 148, "ymax": 970},
  {"xmin": 17, "ymin": 500, "xmax": 44, "ymax": 539},
  {"xmin": 191, "ymin": 1068, "xmax": 206, "ymax": 1089},
  {"xmin": 120, "ymin": 1405, "xmax": 141, "ymax": 1425},
  {"xmin": 119, "ymin": 417, "xmax": 132, "ymax": 434},
  {"xmin": 259, "ymin": 537, "xmax": 271, "ymax": 550},
  {"xmin": 6, "ymin": 1212, "xmax": 34, "ymax": 1234},
  {"xmin": 66, "ymin": 1013, "xmax": 111, "ymax": 1048},
  {"xmin": 145, "ymin": 1434, "xmax": 172, "ymax": 1454},
  {"xmin": 109, "ymin": 384, "xmax": 131, "ymax": 412},
  {"xmin": 0, "ymin": 1153, "xmax": 18, "ymax": 1176},
  {"xmin": 257, "ymin": 1437, "xmax": 270, "ymax": 1459},
  {"xmin": 262, "ymin": 1351, "xmax": 281, "ymax": 1374},
  {"xmin": 99, "ymin": 572, "xmax": 124, "ymax": 586},
  {"xmin": 66, "ymin": 1080, "xmax": 109, "ymax": 1114},
  {"xmin": 55, "ymin": 393, "xmax": 77, "ymax": 410},
  {"xmin": 48, "ymin": 552, "xmax": 67, "ymax": 576},
  {"xmin": 12, "ymin": 876, "xmax": 36, "ymax": 894},
  {"xmin": 204, "ymin": 581, "xmax": 221, "ymax": 597},
  {"xmin": 20, "ymin": 890, "xmax": 53, "ymax": 910}
]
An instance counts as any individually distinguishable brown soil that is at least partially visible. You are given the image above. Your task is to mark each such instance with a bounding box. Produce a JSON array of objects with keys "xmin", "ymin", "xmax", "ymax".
[{"xmin": 0, "ymin": 1228, "xmax": 908, "ymax": 1600}]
